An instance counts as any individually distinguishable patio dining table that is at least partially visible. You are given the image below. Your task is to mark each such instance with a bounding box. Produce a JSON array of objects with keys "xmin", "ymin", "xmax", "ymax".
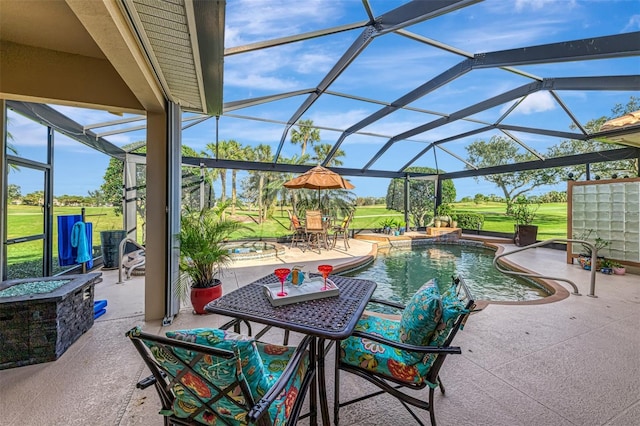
[{"xmin": 205, "ymin": 273, "xmax": 377, "ymax": 425}]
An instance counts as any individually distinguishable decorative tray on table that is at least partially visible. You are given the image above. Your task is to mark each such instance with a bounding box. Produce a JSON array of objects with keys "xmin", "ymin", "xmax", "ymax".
[{"xmin": 263, "ymin": 277, "xmax": 340, "ymax": 307}]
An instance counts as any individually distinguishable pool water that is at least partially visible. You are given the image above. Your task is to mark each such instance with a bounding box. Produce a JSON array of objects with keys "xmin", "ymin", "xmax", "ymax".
[
  {"xmin": 222, "ymin": 241, "xmax": 283, "ymax": 259},
  {"xmin": 344, "ymin": 244, "xmax": 549, "ymax": 306}
]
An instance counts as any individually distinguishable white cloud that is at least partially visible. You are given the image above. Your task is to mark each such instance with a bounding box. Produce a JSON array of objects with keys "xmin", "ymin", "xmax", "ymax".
[
  {"xmin": 505, "ymin": 91, "xmax": 557, "ymax": 115},
  {"xmin": 309, "ymin": 109, "xmax": 370, "ymax": 130},
  {"xmin": 225, "ymin": 0, "xmax": 343, "ymax": 47},
  {"xmin": 225, "ymin": 70, "xmax": 301, "ymax": 91},
  {"xmin": 514, "ymin": 0, "xmax": 576, "ymax": 12},
  {"xmin": 623, "ymin": 14, "xmax": 640, "ymax": 32}
]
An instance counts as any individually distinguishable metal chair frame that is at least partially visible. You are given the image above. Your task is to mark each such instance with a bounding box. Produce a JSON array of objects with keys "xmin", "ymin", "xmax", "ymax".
[
  {"xmin": 127, "ymin": 327, "xmax": 316, "ymax": 426},
  {"xmin": 305, "ymin": 210, "xmax": 328, "ymax": 253},
  {"xmin": 330, "ymin": 211, "xmax": 354, "ymax": 250},
  {"xmin": 288, "ymin": 210, "xmax": 307, "ymax": 250},
  {"xmin": 334, "ymin": 276, "xmax": 475, "ymax": 426}
]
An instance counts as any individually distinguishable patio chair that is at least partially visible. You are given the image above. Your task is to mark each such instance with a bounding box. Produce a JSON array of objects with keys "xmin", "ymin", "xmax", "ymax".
[
  {"xmin": 334, "ymin": 276, "xmax": 475, "ymax": 426},
  {"xmin": 305, "ymin": 210, "xmax": 328, "ymax": 252},
  {"xmin": 127, "ymin": 326, "xmax": 316, "ymax": 426},
  {"xmin": 287, "ymin": 210, "xmax": 307, "ymax": 249},
  {"xmin": 330, "ymin": 210, "xmax": 354, "ymax": 250}
]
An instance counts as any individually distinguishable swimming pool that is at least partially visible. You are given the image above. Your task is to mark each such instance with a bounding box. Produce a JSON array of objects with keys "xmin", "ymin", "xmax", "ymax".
[{"xmin": 343, "ymin": 242, "xmax": 549, "ymax": 305}]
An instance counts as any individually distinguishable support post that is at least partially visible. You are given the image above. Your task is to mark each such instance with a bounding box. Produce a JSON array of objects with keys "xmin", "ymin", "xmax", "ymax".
[
  {"xmin": 0, "ymin": 100, "xmax": 6, "ymax": 281},
  {"xmin": 403, "ymin": 176, "xmax": 410, "ymax": 229}
]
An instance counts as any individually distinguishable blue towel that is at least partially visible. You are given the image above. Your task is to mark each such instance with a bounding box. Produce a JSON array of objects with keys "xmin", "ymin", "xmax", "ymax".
[
  {"xmin": 58, "ymin": 215, "xmax": 94, "ymax": 268},
  {"xmin": 84, "ymin": 222, "xmax": 94, "ymax": 268},
  {"xmin": 58, "ymin": 215, "xmax": 82, "ymax": 266},
  {"xmin": 71, "ymin": 221, "xmax": 92, "ymax": 264}
]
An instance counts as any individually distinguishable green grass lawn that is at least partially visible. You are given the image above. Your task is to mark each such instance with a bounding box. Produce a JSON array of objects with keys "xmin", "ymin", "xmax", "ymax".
[
  {"xmin": 453, "ymin": 201, "xmax": 567, "ymax": 240},
  {"xmin": 6, "ymin": 205, "xmax": 128, "ymax": 266},
  {"xmin": 229, "ymin": 205, "xmax": 405, "ymax": 239},
  {"xmin": 6, "ymin": 202, "xmax": 569, "ymax": 266}
]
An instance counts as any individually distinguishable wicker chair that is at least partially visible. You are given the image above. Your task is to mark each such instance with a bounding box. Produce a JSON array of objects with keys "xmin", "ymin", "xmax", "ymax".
[
  {"xmin": 334, "ymin": 276, "xmax": 475, "ymax": 425},
  {"xmin": 127, "ymin": 326, "xmax": 316, "ymax": 425}
]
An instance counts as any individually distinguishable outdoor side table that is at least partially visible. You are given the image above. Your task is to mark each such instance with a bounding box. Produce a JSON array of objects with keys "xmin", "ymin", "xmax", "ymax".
[{"xmin": 205, "ymin": 274, "xmax": 377, "ymax": 426}]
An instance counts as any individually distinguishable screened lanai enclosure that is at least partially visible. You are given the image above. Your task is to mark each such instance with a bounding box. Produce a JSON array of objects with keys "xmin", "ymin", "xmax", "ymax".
[{"xmin": 1, "ymin": 0, "xmax": 639, "ymax": 320}]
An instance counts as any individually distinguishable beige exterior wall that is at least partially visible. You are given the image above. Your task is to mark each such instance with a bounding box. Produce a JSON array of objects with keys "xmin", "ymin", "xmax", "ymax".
[
  {"xmin": 144, "ymin": 111, "xmax": 168, "ymax": 320},
  {"xmin": 0, "ymin": 41, "xmax": 144, "ymax": 113},
  {"xmin": 0, "ymin": 99, "xmax": 6, "ymax": 281}
]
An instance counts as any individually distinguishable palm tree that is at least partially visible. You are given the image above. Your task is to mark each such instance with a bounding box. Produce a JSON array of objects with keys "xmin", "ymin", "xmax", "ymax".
[
  {"xmin": 6, "ymin": 118, "xmax": 20, "ymax": 171},
  {"xmin": 251, "ymin": 144, "xmax": 274, "ymax": 223},
  {"xmin": 278, "ymin": 153, "xmax": 309, "ymax": 216},
  {"xmin": 204, "ymin": 140, "xmax": 239, "ymax": 215},
  {"xmin": 225, "ymin": 140, "xmax": 243, "ymax": 214},
  {"xmin": 290, "ymin": 119, "xmax": 320, "ymax": 158},
  {"xmin": 312, "ymin": 143, "xmax": 345, "ymax": 167}
]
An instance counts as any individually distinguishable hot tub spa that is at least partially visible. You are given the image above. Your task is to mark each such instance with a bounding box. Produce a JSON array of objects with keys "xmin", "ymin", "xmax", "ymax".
[
  {"xmin": 0, "ymin": 273, "xmax": 101, "ymax": 369},
  {"xmin": 223, "ymin": 241, "xmax": 285, "ymax": 260}
]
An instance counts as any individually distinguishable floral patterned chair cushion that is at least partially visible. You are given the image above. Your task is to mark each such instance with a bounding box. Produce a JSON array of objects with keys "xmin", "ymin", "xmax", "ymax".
[
  {"xmin": 340, "ymin": 313, "xmax": 438, "ymax": 385},
  {"xmin": 166, "ymin": 328, "xmax": 272, "ymax": 396},
  {"xmin": 255, "ymin": 341, "xmax": 309, "ymax": 424},
  {"xmin": 398, "ymin": 279, "xmax": 442, "ymax": 350},
  {"xmin": 166, "ymin": 328, "xmax": 309, "ymax": 426},
  {"xmin": 133, "ymin": 328, "xmax": 244, "ymax": 425},
  {"xmin": 163, "ymin": 328, "xmax": 309, "ymax": 425},
  {"xmin": 339, "ymin": 279, "xmax": 456, "ymax": 387},
  {"xmin": 429, "ymin": 290, "xmax": 469, "ymax": 347}
]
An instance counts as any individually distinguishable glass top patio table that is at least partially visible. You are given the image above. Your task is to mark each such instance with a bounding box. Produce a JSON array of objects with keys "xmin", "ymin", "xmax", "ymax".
[{"xmin": 205, "ymin": 274, "xmax": 377, "ymax": 340}]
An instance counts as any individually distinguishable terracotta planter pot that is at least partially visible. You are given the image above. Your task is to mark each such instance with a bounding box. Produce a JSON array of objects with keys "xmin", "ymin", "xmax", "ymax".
[{"xmin": 190, "ymin": 279, "xmax": 222, "ymax": 314}]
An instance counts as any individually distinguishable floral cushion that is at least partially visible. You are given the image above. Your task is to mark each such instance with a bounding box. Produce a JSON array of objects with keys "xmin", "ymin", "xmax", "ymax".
[
  {"xmin": 166, "ymin": 328, "xmax": 272, "ymax": 396},
  {"xmin": 398, "ymin": 279, "xmax": 442, "ymax": 358},
  {"xmin": 256, "ymin": 342, "xmax": 309, "ymax": 425},
  {"xmin": 340, "ymin": 314, "xmax": 435, "ymax": 385},
  {"xmin": 165, "ymin": 328, "xmax": 309, "ymax": 426},
  {"xmin": 340, "ymin": 280, "xmax": 469, "ymax": 388},
  {"xmin": 129, "ymin": 327, "xmax": 243, "ymax": 425},
  {"xmin": 429, "ymin": 290, "xmax": 468, "ymax": 347}
]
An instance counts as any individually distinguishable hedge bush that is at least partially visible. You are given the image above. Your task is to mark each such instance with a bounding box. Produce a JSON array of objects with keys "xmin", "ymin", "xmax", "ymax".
[{"xmin": 455, "ymin": 213, "xmax": 485, "ymax": 230}]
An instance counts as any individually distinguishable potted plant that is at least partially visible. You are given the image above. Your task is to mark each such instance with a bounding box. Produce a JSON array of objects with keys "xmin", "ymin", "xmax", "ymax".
[
  {"xmin": 611, "ymin": 261, "xmax": 626, "ymax": 275},
  {"xmin": 511, "ymin": 196, "xmax": 539, "ymax": 247},
  {"xmin": 450, "ymin": 214, "xmax": 458, "ymax": 229},
  {"xmin": 379, "ymin": 218, "xmax": 398, "ymax": 235},
  {"xmin": 435, "ymin": 203, "xmax": 454, "ymax": 227},
  {"xmin": 574, "ymin": 229, "xmax": 610, "ymax": 270},
  {"xmin": 599, "ymin": 259, "xmax": 614, "ymax": 275},
  {"xmin": 176, "ymin": 205, "xmax": 249, "ymax": 314}
]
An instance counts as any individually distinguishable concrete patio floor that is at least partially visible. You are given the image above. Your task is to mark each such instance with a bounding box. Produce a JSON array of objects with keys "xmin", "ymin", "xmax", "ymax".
[{"xmin": 1, "ymin": 236, "xmax": 638, "ymax": 425}]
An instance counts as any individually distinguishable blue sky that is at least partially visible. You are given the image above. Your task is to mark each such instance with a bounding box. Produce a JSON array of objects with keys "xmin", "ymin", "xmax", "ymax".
[{"xmin": 6, "ymin": 0, "xmax": 640, "ymax": 200}]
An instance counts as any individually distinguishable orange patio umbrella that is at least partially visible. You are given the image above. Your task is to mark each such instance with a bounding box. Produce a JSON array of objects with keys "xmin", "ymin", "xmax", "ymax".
[{"xmin": 283, "ymin": 165, "xmax": 355, "ymax": 208}]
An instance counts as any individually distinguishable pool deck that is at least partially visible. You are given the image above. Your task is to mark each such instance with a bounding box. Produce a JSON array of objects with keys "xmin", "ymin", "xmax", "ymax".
[{"xmin": 1, "ymin": 233, "xmax": 639, "ymax": 425}]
